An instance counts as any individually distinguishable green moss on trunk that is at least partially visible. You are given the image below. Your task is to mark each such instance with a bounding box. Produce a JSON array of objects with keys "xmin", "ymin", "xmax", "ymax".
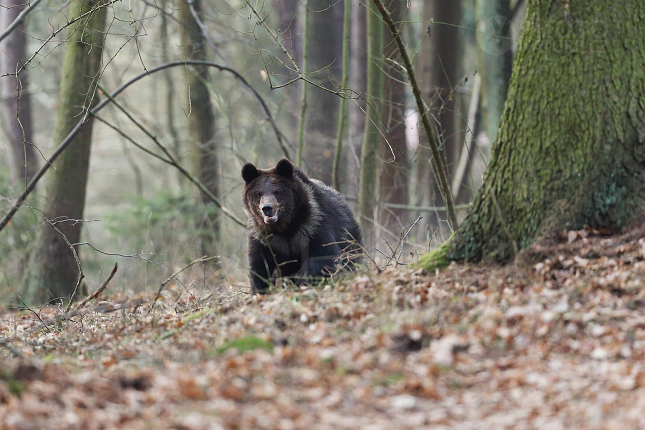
[
  {"xmin": 23, "ymin": 0, "xmax": 108, "ymax": 304},
  {"xmin": 447, "ymin": 0, "xmax": 645, "ymax": 263}
]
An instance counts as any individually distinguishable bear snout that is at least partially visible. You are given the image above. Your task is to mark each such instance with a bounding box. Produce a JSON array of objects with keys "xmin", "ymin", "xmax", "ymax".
[{"xmin": 259, "ymin": 196, "xmax": 279, "ymax": 224}]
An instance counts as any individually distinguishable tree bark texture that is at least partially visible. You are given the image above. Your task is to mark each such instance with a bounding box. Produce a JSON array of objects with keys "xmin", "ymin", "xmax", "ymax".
[
  {"xmin": 476, "ymin": 0, "xmax": 513, "ymax": 147},
  {"xmin": 414, "ymin": 0, "xmax": 462, "ymax": 233},
  {"xmin": 23, "ymin": 0, "xmax": 108, "ymax": 303},
  {"xmin": 447, "ymin": 0, "xmax": 645, "ymax": 263},
  {"xmin": 345, "ymin": 0, "xmax": 367, "ymax": 200},
  {"xmin": 304, "ymin": 0, "xmax": 342, "ymax": 184},
  {"xmin": 379, "ymin": 0, "xmax": 409, "ymax": 235},
  {"xmin": 1, "ymin": 0, "xmax": 37, "ymax": 187},
  {"xmin": 274, "ymin": 0, "xmax": 300, "ymax": 146},
  {"xmin": 296, "ymin": 0, "xmax": 309, "ymax": 168},
  {"xmin": 358, "ymin": 0, "xmax": 384, "ymax": 245},
  {"xmin": 179, "ymin": 0, "xmax": 220, "ymax": 253},
  {"xmin": 331, "ymin": 0, "xmax": 351, "ymax": 192}
]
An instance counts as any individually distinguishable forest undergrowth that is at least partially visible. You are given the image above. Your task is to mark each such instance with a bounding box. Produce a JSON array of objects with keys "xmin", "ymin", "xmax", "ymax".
[{"xmin": 2, "ymin": 222, "xmax": 645, "ymax": 429}]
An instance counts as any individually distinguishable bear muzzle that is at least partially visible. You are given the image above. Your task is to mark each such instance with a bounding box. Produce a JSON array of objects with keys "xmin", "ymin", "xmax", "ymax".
[{"xmin": 261, "ymin": 203, "xmax": 279, "ymax": 224}]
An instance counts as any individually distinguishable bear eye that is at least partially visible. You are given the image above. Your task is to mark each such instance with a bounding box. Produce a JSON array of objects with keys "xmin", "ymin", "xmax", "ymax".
[{"xmin": 274, "ymin": 190, "xmax": 280, "ymax": 196}]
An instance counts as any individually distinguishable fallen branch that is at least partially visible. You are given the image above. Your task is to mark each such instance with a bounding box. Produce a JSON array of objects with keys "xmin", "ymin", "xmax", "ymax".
[{"xmin": 73, "ymin": 262, "xmax": 118, "ymax": 313}]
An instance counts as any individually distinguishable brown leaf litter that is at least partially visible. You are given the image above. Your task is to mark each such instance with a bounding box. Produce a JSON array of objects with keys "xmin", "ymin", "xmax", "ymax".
[{"xmin": 2, "ymin": 224, "xmax": 645, "ymax": 429}]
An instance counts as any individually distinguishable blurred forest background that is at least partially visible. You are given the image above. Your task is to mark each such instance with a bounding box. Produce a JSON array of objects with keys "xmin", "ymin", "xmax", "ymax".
[{"xmin": 0, "ymin": 0, "xmax": 527, "ymax": 303}]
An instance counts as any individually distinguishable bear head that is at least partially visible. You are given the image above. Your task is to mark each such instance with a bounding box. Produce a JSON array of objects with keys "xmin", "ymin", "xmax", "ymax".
[{"xmin": 241, "ymin": 159, "xmax": 308, "ymax": 234}]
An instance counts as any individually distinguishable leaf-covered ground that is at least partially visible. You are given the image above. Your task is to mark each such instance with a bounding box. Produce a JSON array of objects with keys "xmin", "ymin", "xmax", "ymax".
[{"xmin": 2, "ymin": 225, "xmax": 645, "ymax": 429}]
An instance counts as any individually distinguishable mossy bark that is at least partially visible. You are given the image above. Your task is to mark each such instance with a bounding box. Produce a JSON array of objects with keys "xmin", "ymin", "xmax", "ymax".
[
  {"xmin": 426, "ymin": 0, "xmax": 645, "ymax": 266},
  {"xmin": 22, "ymin": 0, "xmax": 107, "ymax": 304}
]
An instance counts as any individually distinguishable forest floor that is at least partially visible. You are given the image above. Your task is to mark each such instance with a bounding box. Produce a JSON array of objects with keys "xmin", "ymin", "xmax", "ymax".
[{"xmin": 2, "ymin": 225, "xmax": 645, "ymax": 429}]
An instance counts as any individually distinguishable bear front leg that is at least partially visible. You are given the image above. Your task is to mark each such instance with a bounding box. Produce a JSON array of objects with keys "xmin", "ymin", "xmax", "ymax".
[{"xmin": 248, "ymin": 240, "xmax": 275, "ymax": 294}]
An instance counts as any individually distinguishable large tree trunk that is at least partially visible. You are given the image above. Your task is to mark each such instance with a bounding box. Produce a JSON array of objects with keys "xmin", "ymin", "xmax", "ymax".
[
  {"xmin": 179, "ymin": 0, "xmax": 219, "ymax": 254},
  {"xmin": 427, "ymin": 0, "xmax": 645, "ymax": 265},
  {"xmin": 379, "ymin": 0, "xmax": 408, "ymax": 236},
  {"xmin": 1, "ymin": 0, "xmax": 37, "ymax": 187},
  {"xmin": 23, "ymin": 0, "xmax": 107, "ymax": 304}
]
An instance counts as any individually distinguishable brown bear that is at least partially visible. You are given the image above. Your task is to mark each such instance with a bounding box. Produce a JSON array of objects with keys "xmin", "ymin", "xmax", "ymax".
[{"xmin": 241, "ymin": 158, "xmax": 362, "ymax": 293}]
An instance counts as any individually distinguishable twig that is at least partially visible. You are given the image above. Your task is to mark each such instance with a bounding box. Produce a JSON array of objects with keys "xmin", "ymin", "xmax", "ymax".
[
  {"xmin": 0, "ymin": 297, "xmax": 141, "ymax": 354},
  {"xmin": 0, "ymin": 61, "xmax": 255, "ymax": 235},
  {"xmin": 0, "ymin": 0, "xmax": 43, "ymax": 43},
  {"xmin": 15, "ymin": 296, "xmax": 48, "ymax": 330},
  {"xmin": 379, "ymin": 216, "xmax": 423, "ymax": 269},
  {"xmin": 73, "ymin": 262, "xmax": 118, "ymax": 312},
  {"xmin": 44, "ymin": 218, "xmax": 86, "ymax": 314},
  {"xmin": 182, "ymin": 0, "xmax": 293, "ymax": 158},
  {"xmin": 150, "ymin": 256, "xmax": 218, "ymax": 312},
  {"xmin": 96, "ymin": 84, "xmax": 246, "ymax": 228},
  {"xmin": 371, "ymin": 0, "xmax": 458, "ymax": 231}
]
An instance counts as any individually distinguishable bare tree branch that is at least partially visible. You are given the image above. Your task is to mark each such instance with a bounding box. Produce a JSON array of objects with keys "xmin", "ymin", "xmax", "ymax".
[
  {"xmin": 0, "ymin": 0, "xmax": 43, "ymax": 44},
  {"xmin": 371, "ymin": 0, "xmax": 459, "ymax": 231},
  {"xmin": 97, "ymin": 83, "xmax": 246, "ymax": 227},
  {"xmin": 0, "ymin": 60, "xmax": 274, "ymax": 234}
]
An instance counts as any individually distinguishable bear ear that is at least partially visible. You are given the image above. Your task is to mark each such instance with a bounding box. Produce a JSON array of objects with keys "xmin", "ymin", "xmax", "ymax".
[
  {"xmin": 241, "ymin": 163, "xmax": 260, "ymax": 184},
  {"xmin": 275, "ymin": 159, "xmax": 294, "ymax": 179}
]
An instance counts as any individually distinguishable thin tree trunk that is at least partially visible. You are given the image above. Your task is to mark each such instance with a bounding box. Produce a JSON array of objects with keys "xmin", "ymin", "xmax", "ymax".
[
  {"xmin": 1, "ymin": 0, "xmax": 36, "ymax": 187},
  {"xmin": 358, "ymin": 0, "xmax": 384, "ymax": 246},
  {"xmin": 346, "ymin": 0, "xmax": 367, "ymax": 201},
  {"xmin": 427, "ymin": 0, "xmax": 645, "ymax": 265},
  {"xmin": 179, "ymin": 0, "xmax": 219, "ymax": 254},
  {"xmin": 476, "ymin": 0, "xmax": 512, "ymax": 149},
  {"xmin": 275, "ymin": 0, "xmax": 300, "ymax": 145},
  {"xmin": 296, "ymin": 0, "xmax": 309, "ymax": 169},
  {"xmin": 23, "ymin": 0, "xmax": 108, "ymax": 304},
  {"xmin": 379, "ymin": 0, "xmax": 408, "ymax": 236},
  {"xmin": 160, "ymin": 0, "xmax": 183, "ymax": 190},
  {"xmin": 331, "ymin": 0, "xmax": 351, "ymax": 192},
  {"xmin": 415, "ymin": 0, "xmax": 461, "ymax": 236},
  {"xmin": 304, "ymin": 0, "xmax": 342, "ymax": 184}
]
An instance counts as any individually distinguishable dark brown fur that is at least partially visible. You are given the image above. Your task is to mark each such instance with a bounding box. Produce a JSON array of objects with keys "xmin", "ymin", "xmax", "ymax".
[{"xmin": 242, "ymin": 159, "xmax": 362, "ymax": 293}]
